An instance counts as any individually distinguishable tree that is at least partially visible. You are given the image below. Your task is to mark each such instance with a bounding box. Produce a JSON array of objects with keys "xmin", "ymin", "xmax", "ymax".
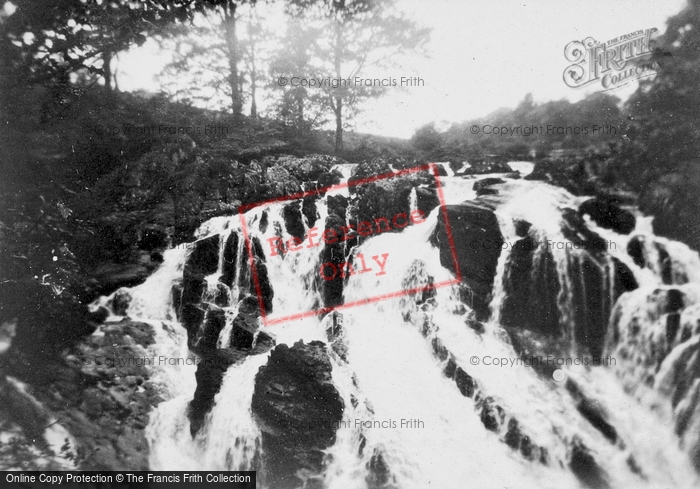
[
  {"xmin": 193, "ymin": 0, "xmax": 261, "ymax": 115},
  {"xmin": 156, "ymin": 1, "xmax": 267, "ymax": 115},
  {"xmin": 411, "ymin": 122, "xmax": 443, "ymax": 154},
  {"xmin": 0, "ymin": 0, "xmax": 195, "ymax": 89},
  {"xmin": 621, "ymin": 0, "xmax": 700, "ymax": 185},
  {"xmin": 288, "ymin": 0, "xmax": 430, "ymax": 152},
  {"xmin": 268, "ymin": 15, "xmax": 326, "ymax": 130}
]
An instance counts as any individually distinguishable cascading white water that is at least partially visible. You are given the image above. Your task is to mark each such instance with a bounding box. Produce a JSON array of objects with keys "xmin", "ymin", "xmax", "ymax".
[{"xmin": 90, "ymin": 169, "xmax": 700, "ymax": 488}]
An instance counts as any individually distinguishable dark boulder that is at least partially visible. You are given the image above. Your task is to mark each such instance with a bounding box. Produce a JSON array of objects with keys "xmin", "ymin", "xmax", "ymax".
[
  {"xmin": 579, "ymin": 197, "xmax": 636, "ymax": 234},
  {"xmin": 302, "ymin": 195, "xmax": 320, "ymax": 228},
  {"xmin": 473, "ymin": 177, "xmax": 505, "ymax": 195},
  {"xmin": 416, "ymin": 187, "xmax": 440, "ymax": 216},
  {"xmin": 348, "ymin": 158, "xmax": 393, "ymax": 189},
  {"xmin": 430, "ymin": 201, "xmax": 503, "ymax": 319},
  {"xmin": 626, "ymin": 236, "xmax": 646, "ymax": 268},
  {"xmin": 282, "ymin": 201, "xmax": 305, "ymax": 242},
  {"xmin": 221, "ymin": 231, "xmax": 239, "ymax": 288},
  {"xmin": 111, "ymin": 288, "xmax": 132, "ymax": 316},
  {"xmin": 501, "ymin": 235, "xmax": 561, "ymax": 337},
  {"xmin": 561, "ymin": 209, "xmax": 609, "ymax": 253},
  {"xmin": 229, "ymin": 296, "xmax": 261, "ymax": 350},
  {"xmin": 188, "ymin": 349, "xmax": 247, "ymax": 436},
  {"xmin": 266, "ymin": 165, "xmax": 301, "ymax": 197},
  {"xmin": 566, "ymin": 378, "xmax": 618, "ymax": 444},
  {"xmin": 320, "ymin": 213, "xmax": 346, "ymax": 308},
  {"xmin": 251, "ymin": 341, "xmax": 344, "ymax": 489},
  {"xmin": 275, "ymin": 154, "xmax": 346, "ymax": 182},
  {"xmin": 192, "ymin": 305, "xmax": 226, "ymax": 354},
  {"xmin": 569, "ymin": 436, "xmax": 610, "ymax": 489},
  {"xmin": 317, "ymin": 169, "xmax": 344, "ymax": 190},
  {"xmin": 181, "ymin": 234, "xmax": 220, "ymax": 314}
]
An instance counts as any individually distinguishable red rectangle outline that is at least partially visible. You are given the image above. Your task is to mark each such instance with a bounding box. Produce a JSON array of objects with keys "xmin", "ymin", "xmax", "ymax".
[{"xmin": 238, "ymin": 163, "xmax": 463, "ymax": 326}]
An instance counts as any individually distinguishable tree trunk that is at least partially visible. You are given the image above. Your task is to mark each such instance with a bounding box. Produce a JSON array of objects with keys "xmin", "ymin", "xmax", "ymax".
[
  {"xmin": 224, "ymin": 4, "xmax": 243, "ymax": 115},
  {"xmin": 333, "ymin": 22, "xmax": 344, "ymax": 153},
  {"xmin": 334, "ymin": 98, "xmax": 343, "ymax": 153},
  {"xmin": 103, "ymin": 50, "xmax": 112, "ymax": 91},
  {"xmin": 113, "ymin": 53, "xmax": 120, "ymax": 92},
  {"xmin": 250, "ymin": 52, "xmax": 257, "ymax": 118}
]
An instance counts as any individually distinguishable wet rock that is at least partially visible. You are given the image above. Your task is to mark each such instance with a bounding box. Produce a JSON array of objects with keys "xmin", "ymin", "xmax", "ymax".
[
  {"xmin": 181, "ymin": 234, "xmax": 220, "ymax": 325},
  {"xmin": 478, "ymin": 396, "xmax": 505, "ymax": 432},
  {"xmin": 431, "ymin": 337, "xmax": 449, "ymax": 361},
  {"xmin": 443, "ymin": 356, "xmax": 457, "ymax": 379},
  {"xmin": 569, "ymin": 436, "xmax": 610, "ymax": 489},
  {"xmin": 185, "ymin": 235, "xmax": 220, "ymax": 277},
  {"xmin": 282, "ymin": 201, "xmax": 305, "ymax": 242},
  {"xmin": 111, "ymin": 288, "xmax": 132, "ymax": 316},
  {"xmin": 569, "ymin": 254, "xmax": 612, "ymax": 358},
  {"xmin": 259, "ymin": 210, "xmax": 269, "ymax": 233},
  {"xmin": 501, "ymin": 234, "xmax": 561, "ymax": 337},
  {"xmin": 252, "ymin": 341, "xmax": 344, "ymax": 489},
  {"xmin": 317, "ymin": 168, "xmax": 344, "ymax": 189},
  {"xmin": 666, "ymin": 313, "xmax": 682, "ymax": 346},
  {"xmin": 465, "ymin": 317, "xmax": 485, "ymax": 334},
  {"xmin": 454, "ymin": 366, "xmax": 476, "ymax": 397},
  {"xmin": 666, "ymin": 289, "xmax": 684, "ymax": 313},
  {"xmin": 192, "ymin": 305, "xmax": 226, "ymax": 354},
  {"xmin": 504, "ymin": 418, "xmax": 536, "ymax": 460},
  {"xmin": 320, "ymin": 213, "xmax": 346, "ymax": 309},
  {"xmin": 252, "ymin": 329, "xmax": 276, "ymax": 355},
  {"xmin": 221, "ymin": 231, "xmax": 239, "ymax": 287},
  {"xmin": 180, "ymin": 304, "xmax": 205, "ymax": 340},
  {"xmin": 348, "ymin": 158, "xmax": 393, "ymax": 189},
  {"xmin": 350, "ymin": 169, "xmax": 436, "ymax": 246},
  {"xmin": 656, "ymin": 244, "xmax": 675, "ymax": 285},
  {"xmin": 188, "ymin": 349, "xmax": 246, "ymax": 436},
  {"xmin": 612, "ymin": 257, "xmax": 638, "ymax": 297},
  {"xmin": 302, "ymin": 195, "xmax": 320, "ymax": 228},
  {"xmin": 566, "ymin": 378, "xmax": 618, "ymax": 444},
  {"xmin": 266, "ymin": 165, "xmax": 301, "ymax": 196},
  {"xmin": 415, "ymin": 187, "xmax": 440, "ymax": 216},
  {"xmin": 561, "ymin": 209, "xmax": 609, "ymax": 253},
  {"xmin": 90, "ymin": 262, "xmax": 152, "ymax": 294},
  {"xmin": 230, "ymin": 297, "xmax": 261, "ymax": 350},
  {"xmin": 579, "ymin": 197, "xmax": 636, "ymax": 234},
  {"xmin": 514, "ymin": 219, "xmax": 532, "ymax": 237},
  {"xmin": 366, "ymin": 448, "xmax": 396, "ymax": 489},
  {"xmin": 276, "ymin": 154, "xmax": 344, "ymax": 182},
  {"xmin": 473, "ymin": 177, "xmax": 505, "ymax": 195},
  {"xmin": 431, "ymin": 201, "xmax": 503, "ymax": 319},
  {"xmin": 627, "ymin": 236, "xmax": 646, "ymax": 267}
]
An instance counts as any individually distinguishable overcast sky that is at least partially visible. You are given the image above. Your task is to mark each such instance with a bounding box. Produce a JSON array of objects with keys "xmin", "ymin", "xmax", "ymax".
[{"xmin": 118, "ymin": 0, "xmax": 688, "ymax": 139}]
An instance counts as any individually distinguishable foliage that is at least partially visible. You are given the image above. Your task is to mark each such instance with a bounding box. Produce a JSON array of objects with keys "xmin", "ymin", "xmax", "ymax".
[
  {"xmin": 411, "ymin": 92, "xmax": 623, "ymax": 163},
  {"xmin": 0, "ymin": 0, "xmax": 195, "ymax": 86}
]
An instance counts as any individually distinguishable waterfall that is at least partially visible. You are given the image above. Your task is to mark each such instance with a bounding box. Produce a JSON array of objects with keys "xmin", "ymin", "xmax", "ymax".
[
  {"xmin": 89, "ymin": 170, "xmax": 700, "ymax": 488},
  {"xmin": 409, "ymin": 187, "xmax": 418, "ymax": 214}
]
